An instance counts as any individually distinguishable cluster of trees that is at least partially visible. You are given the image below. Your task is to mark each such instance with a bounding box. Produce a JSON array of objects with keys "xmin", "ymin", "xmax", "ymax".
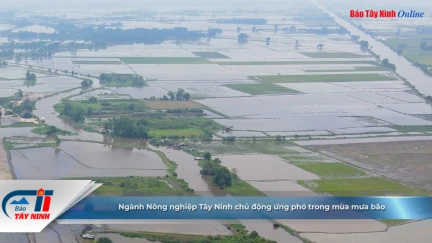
[
  {"xmin": 163, "ymin": 88, "xmax": 190, "ymax": 101},
  {"xmin": 214, "ymin": 18, "xmax": 267, "ymax": 25},
  {"xmin": 207, "ymin": 28, "xmax": 222, "ymax": 38},
  {"xmin": 0, "ymin": 49, "xmax": 13, "ymax": 57},
  {"xmin": 61, "ymin": 102, "xmax": 85, "ymax": 122},
  {"xmin": 5, "ymin": 24, "xmax": 204, "ymax": 45},
  {"xmin": 25, "ymin": 71, "xmax": 36, "ymax": 81},
  {"xmin": 238, "ymin": 33, "xmax": 249, "ymax": 45},
  {"xmin": 200, "ymin": 153, "xmax": 232, "ymax": 188},
  {"xmin": 351, "ymin": 35, "xmax": 360, "ymax": 41},
  {"xmin": 359, "ymin": 40, "xmax": 369, "ymax": 49},
  {"xmin": 103, "ymin": 117, "xmax": 149, "ymax": 139},
  {"xmin": 416, "ymin": 26, "xmax": 432, "ymax": 34},
  {"xmin": 420, "ymin": 42, "xmax": 432, "ymax": 51},
  {"xmin": 80, "ymin": 79, "xmax": 93, "ymax": 87},
  {"xmin": 382, "ymin": 58, "xmax": 396, "ymax": 70},
  {"xmin": 99, "ymin": 73, "xmax": 145, "ymax": 86},
  {"xmin": 166, "ymin": 108, "xmax": 203, "ymax": 114},
  {"xmin": 222, "ymin": 136, "xmax": 236, "ymax": 142}
]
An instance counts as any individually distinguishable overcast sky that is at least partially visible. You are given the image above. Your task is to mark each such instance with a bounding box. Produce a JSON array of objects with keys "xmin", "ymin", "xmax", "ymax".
[{"xmin": 0, "ymin": 0, "xmax": 296, "ymax": 10}]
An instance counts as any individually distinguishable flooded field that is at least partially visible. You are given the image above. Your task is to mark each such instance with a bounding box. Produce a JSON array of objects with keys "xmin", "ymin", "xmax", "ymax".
[
  {"xmin": 106, "ymin": 222, "xmax": 232, "ymax": 236},
  {"xmin": 217, "ymin": 154, "xmax": 320, "ymax": 181},
  {"xmin": 0, "ymin": 140, "xmax": 13, "ymax": 180},
  {"xmin": 96, "ymin": 233, "xmax": 158, "ymax": 243},
  {"xmin": 307, "ymin": 140, "xmax": 432, "ymax": 191},
  {"xmin": 11, "ymin": 142, "xmax": 167, "ymax": 179},
  {"xmin": 301, "ymin": 220, "xmax": 432, "ymax": 243}
]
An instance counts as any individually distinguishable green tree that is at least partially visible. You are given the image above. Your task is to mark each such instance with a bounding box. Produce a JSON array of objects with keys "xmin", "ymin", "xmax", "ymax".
[
  {"xmin": 96, "ymin": 237, "xmax": 113, "ymax": 243},
  {"xmin": 212, "ymin": 166, "xmax": 232, "ymax": 187},
  {"xmin": 176, "ymin": 88, "xmax": 185, "ymax": 100},
  {"xmin": 203, "ymin": 152, "xmax": 212, "ymax": 160},
  {"xmin": 183, "ymin": 93, "xmax": 190, "ymax": 100},
  {"xmin": 15, "ymin": 89, "xmax": 24, "ymax": 99},
  {"xmin": 88, "ymin": 97, "xmax": 98, "ymax": 103},
  {"xmin": 167, "ymin": 91, "xmax": 175, "ymax": 100}
]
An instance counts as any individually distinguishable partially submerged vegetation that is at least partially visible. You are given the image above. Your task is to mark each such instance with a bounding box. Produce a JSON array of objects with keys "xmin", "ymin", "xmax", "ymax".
[
  {"xmin": 254, "ymin": 73, "xmax": 397, "ymax": 83},
  {"xmin": 298, "ymin": 177, "xmax": 429, "ymax": 196},
  {"xmin": 99, "ymin": 73, "xmax": 146, "ymax": 87},
  {"xmin": 225, "ymin": 83, "xmax": 300, "ymax": 95},
  {"xmin": 98, "ymin": 230, "xmax": 276, "ymax": 243}
]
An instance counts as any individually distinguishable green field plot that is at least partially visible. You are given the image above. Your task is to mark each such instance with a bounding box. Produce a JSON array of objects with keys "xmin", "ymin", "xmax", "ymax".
[
  {"xmin": 225, "ymin": 83, "xmax": 300, "ymax": 95},
  {"xmin": 149, "ymin": 128, "xmax": 204, "ymax": 138},
  {"xmin": 304, "ymin": 66, "xmax": 390, "ymax": 72},
  {"xmin": 193, "ymin": 52, "xmax": 229, "ymax": 59},
  {"xmin": 254, "ymin": 73, "xmax": 397, "ymax": 83},
  {"xmin": 301, "ymin": 52, "xmax": 372, "ymax": 58},
  {"xmin": 120, "ymin": 57, "xmax": 212, "ymax": 64},
  {"xmin": 298, "ymin": 177, "xmax": 428, "ymax": 196},
  {"xmin": 214, "ymin": 60, "xmax": 379, "ymax": 65},
  {"xmin": 295, "ymin": 162, "xmax": 368, "ymax": 179},
  {"xmin": 72, "ymin": 60, "xmax": 122, "ymax": 64}
]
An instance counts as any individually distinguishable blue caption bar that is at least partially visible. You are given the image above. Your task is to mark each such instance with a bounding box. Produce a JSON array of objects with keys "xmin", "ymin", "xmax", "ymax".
[{"xmin": 58, "ymin": 196, "xmax": 432, "ymax": 220}]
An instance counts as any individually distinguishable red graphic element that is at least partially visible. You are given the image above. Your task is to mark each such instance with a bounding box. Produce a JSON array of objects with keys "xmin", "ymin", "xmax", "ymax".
[
  {"xmin": 37, "ymin": 188, "xmax": 45, "ymax": 196},
  {"xmin": 42, "ymin": 196, "xmax": 51, "ymax": 212}
]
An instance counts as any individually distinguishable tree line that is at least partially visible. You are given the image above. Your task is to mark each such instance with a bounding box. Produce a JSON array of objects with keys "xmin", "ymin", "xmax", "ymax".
[
  {"xmin": 99, "ymin": 73, "xmax": 145, "ymax": 86},
  {"xmin": 200, "ymin": 153, "xmax": 232, "ymax": 188},
  {"xmin": 213, "ymin": 18, "xmax": 267, "ymax": 25},
  {"xmin": 3, "ymin": 24, "xmax": 204, "ymax": 45}
]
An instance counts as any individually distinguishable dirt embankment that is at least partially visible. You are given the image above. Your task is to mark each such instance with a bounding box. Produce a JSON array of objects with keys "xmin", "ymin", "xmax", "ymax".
[{"xmin": 0, "ymin": 140, "xmax": 13, "ymax": 180}]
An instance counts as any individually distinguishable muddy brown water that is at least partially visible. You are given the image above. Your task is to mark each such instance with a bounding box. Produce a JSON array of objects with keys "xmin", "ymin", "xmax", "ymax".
[
  {"xmin": 33, "ymin": 89, "xmax": 104, "ymax": 141},
  {"xmin": 151, "ymin": 146, "xmax": 303, "ymax": 243}
]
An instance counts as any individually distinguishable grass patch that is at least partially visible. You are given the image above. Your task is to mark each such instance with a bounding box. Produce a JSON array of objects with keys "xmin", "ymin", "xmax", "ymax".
[
  {"xmin": 31, "ymin": 125, "xmax": 74, "ymax": 136},
  {"xmin": 120, "ymin": 57, "xmax": 211, "ymax": 64},
  {"xmin": 225, "ymin": 178, "xmax": 266, "ymax": 196},
  {"xmin": 225, "ymin": 83, "xmax": 300, "ymax": 95},
  {"xmin": 0, "ymin": 122, "xmax": 42, "ymax": 128},
  {"xmin": 214, "ymin": 61, "xmax": 379, "ymax": 65},
  {"xmin": 149, "ymin": 128, "xmax": 204, "ymax": 138},
  {"xmin": 145, "ymin": 100, "xmax": 206, "ymax": 110},
  {"xmin": 72, "ymin": 60, "xmax": 122, "ymax": 65},
  {"xmin": 78, "ymin": 177, "xmax": 190, "ymax": 196},
  {"xmin": 193, "ymin": 52, "xmax": 229, "ymax": 59},
  {"xmin": 2, "ymin": 140, "xmax": 13, "ymax": 150},
  {"xmin": 301, "ymin": 52, "xmax": 372, "ymax": 58},
  {"xmin": 298, "ymin": 177, "xmax": 428, "ymax": 196},
  {"xmin": 54, "ymin": 99, "xmax": 148, "ymax": 115},
  {"xmin": 100, "ymin": 228, "xmax": 276, "ymax": 242},
  {"xmin": 390, "ymin": 125, "xmax": 432, "ymax": 133},
  {"xmin": 295, "ymin": 163, "xmax": 368, "ymax": 179},
  {"xmin": 255, "ymin": 73, "xmax": 396, "ymax": 83},
  {"xmin": 191, "ymin": 140, "xmax": 296, "ymax": 155},
  {"xmin": 304, "ymin": 66, "xmax": 391, "ymax": 72}
]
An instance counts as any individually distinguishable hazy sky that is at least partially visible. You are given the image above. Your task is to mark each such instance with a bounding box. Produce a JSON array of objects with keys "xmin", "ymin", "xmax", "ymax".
[{"xmin": 0, "ymin": 0, "xmax": 295, "ymax": 10}]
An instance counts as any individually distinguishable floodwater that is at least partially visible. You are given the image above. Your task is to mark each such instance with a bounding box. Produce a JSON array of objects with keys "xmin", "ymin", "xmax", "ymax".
[
  {"xmin": 0, "ymin": 233, "xmax": 29, "ymax": 243},
  {"xmin": 313, "ymin": 0, "xmax": 432, "ymax": 96},
  {"xmin": 96, "ymin": 233, "xmax": 158, "ymax": 243},
  {"xmin": 33, "ymin": 89, "xmax": 104, "ymax": 141},
  {"xmin": 151, "ymin": 146, "xmax": 303, "ymax": 243},
  {"xmin": 151, "ymin": 145, "xmax": 225, "ymax": 196},
  {"xmin": 106, "ymin": 222, "xmax": 232, "ymax": 236},
  {"xmin": 10, "ymin": 145, "xmax": 166, "ymax": 179},
  {"xmin": 301, "ymin": 220, "xmax": 432, "ymax": 243},
  {"xmin": 59, "ymin": 141, "xmax": 166, "ymax": 170},
  {"xmin": 217, "ymin": 154, "xmax": 320, "ymax": 181}
]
